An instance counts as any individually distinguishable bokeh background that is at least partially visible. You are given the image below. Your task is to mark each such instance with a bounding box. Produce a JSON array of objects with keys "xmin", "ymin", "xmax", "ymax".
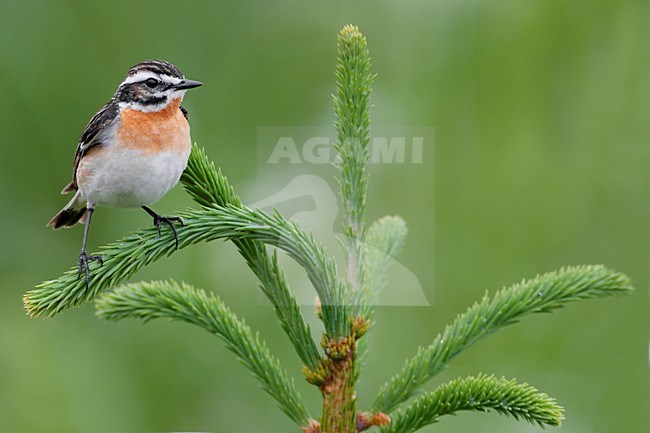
[{"xmin": 1, "ymin": 1, "xmax": 648, "ymax": 432}]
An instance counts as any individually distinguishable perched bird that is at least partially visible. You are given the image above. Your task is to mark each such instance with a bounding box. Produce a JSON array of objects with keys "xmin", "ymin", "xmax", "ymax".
[{"xmin": 48, "ymin": 59, "xmax": 202, "ymax": 285}]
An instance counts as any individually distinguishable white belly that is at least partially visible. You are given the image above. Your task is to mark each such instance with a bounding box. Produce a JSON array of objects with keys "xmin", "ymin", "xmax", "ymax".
[{"xmin": 78, "ymin": 145, "xmax": 190, "ymax": 208}]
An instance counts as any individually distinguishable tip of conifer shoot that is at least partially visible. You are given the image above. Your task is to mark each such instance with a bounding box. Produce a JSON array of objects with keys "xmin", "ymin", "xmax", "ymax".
[{"xmin": 339, "ymin": 24, "xmax": 366, "ymax": 45}]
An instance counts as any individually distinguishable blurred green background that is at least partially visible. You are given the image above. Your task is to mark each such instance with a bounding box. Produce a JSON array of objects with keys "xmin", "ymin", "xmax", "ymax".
[{"xmin": 1, "ymin": 1, "xmax": 648, "ymax": 432}]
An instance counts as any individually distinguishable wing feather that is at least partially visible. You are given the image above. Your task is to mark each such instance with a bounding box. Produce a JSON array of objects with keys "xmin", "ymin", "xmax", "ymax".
[{"xmin": 68, "ymin": 99, "xmax": 119, "ymax": 190}]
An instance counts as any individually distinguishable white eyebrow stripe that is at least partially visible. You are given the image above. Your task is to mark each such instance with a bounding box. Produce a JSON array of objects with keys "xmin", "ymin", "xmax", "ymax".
[
  {"xmin": 120, "ymin": 72, "xmax": 183, "ymax": 86},
  {"xmin": 121, "ymin": 71, "xmax": 157, "ymax": 85},
  {"xmin": 159, "ymin": 74, "xmax": 183, "ymax": 85}
]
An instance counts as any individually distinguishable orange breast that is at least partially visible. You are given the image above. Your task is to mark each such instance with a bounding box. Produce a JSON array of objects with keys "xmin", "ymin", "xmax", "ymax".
[{"xmin": 117, "ymin": 97, "xmax": 190, "ymax": 154}]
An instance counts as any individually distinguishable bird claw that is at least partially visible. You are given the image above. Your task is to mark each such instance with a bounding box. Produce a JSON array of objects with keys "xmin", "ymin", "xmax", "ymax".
[
  {"xmin": 152, "ymin": 215, "xmax": 183, "ymax": 249},
  {"xmin": 77, "ymin": 251, "xmax": 103, "ymax": 288}
]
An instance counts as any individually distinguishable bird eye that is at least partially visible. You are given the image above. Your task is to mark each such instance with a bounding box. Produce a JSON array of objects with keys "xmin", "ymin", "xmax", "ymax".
[{"xmin": 144, "ymin": 78, "xmax": 159, "ymax": 88}]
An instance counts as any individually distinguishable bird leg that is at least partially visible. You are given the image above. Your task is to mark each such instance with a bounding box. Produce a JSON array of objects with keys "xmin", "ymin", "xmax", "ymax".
[{"xmin": 77, "ymin": 207, "xmax": 103, "ymax": 287}]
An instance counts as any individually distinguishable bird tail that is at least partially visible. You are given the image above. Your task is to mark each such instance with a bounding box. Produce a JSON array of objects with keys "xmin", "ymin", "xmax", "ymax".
[{"xmin": 48, "ymin": 191, "xmax": 88, "ymax": 229}]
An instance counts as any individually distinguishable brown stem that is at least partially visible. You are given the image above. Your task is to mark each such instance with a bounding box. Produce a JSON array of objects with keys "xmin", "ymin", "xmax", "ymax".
[{"xmin": 319, "ymin": 337, "xmax": 357, "ymax": 433}]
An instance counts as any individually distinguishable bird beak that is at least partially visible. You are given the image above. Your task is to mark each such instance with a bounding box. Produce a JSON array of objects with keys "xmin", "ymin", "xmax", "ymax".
[{"xmin": 173, "ymin": 79, "xmax": 203, "ymax": 90}]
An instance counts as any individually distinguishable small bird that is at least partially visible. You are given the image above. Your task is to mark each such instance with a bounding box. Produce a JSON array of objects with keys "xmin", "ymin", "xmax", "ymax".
[{"xmin": 48, "ymin": 59, "xmax": 202, "ymax": 285}]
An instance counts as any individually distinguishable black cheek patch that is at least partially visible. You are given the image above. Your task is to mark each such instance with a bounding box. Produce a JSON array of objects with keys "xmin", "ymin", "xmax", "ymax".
[{"xmin": 137, "ymin": 95, "xmax": 167, "ymax": 106}]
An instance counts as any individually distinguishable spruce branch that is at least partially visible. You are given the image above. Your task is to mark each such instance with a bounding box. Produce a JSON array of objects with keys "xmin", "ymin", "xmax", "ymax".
[
  {"xmin": 313, "ymin": 25, "xmax": 376, "ymax": 433},
  {"xmin": 334, "ymin": 24, "xmax": 375, "ymax": 319},
  {"xmin": 95, "ymin": 280, "xmax": 310, "ymax": 425},
  {"xmin": 25, "ymin": 223, "xmax": 188, "ymax": 318},
  {"xmin": 371, "ymin": 265, "xmax": 633, "ymax": 413},
  {"xmin": 25, "ymin": 200, "xmax": 346, "ymax": 340},
  {"xmin": 381, "ymin": 374, "xmax": 564, "ymax": 433},
  {"xmin": 181, "ymin": 146, "xmax": 321, "ymax": 368}
]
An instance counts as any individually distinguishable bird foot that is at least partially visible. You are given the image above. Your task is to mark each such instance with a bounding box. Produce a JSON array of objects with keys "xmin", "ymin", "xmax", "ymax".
[
  {"xmin": 141, "ymin": 206, "xmax": 183, "ymax": 249},
  {"xmin": 78, "ymin": 251, "xmax": 103, "ymax": 287},
  {"xmin": 152, "ymin": 214, "xmax": 183, "ymax": 249}
]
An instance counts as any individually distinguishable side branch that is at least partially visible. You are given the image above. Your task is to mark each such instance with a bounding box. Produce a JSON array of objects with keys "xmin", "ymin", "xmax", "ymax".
[
  {"xmin": 25, "ymin": 201, "xmax": 346, "ymax": 341},
  {"xmin": 371, "ymin": 265, "xmax": 633, "ymax": 413},
  {"xmin": 381, "ymin": 374, "xmax": 564, "ymax": 433}
]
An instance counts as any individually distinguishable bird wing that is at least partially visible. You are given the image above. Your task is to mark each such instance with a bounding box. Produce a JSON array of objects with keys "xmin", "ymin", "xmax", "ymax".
[{"xmin": 62, "ymin": 99, "xmax": 120, "ymax": 194}]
